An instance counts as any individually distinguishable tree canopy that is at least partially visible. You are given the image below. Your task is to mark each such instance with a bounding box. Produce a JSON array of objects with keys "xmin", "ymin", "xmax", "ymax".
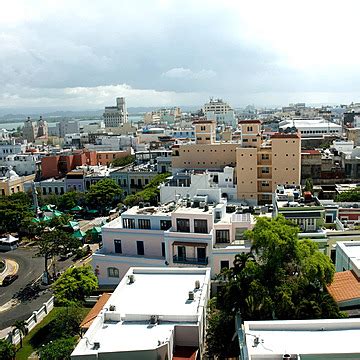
[
  {"xmin": 53, "ymin": 265, "xmax": 98, "ymax": 306},
  {"xmin": 0, "ymin": 339, "xmax": 16, "ymax": 360},
  {"xmin": 206, "ymin": 216, "xmax": 343, "ymax": 358},
  {"xmin": 38, "ymin": 337, "xmax": 77, "ymax": 360},
  {"xmin": 334, "ymin": 188, "xmax": 360, "ymax": 202},
  {"xmin": 123, "ymin": 172, "xmax": 170, "ymax": 207},
  {"xmin": 85, "ymin": 178, "xmax": 122, "ymax": 214},
  {"xmin": 112, "ymin": 155, "xmax": 135, "ymax": 167}
]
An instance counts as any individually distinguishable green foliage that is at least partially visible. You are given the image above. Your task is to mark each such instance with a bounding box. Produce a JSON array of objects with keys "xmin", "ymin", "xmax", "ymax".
[
  {"xmin": 123, "ymin": 172, "xmax": 170, "ymax": 207},
  {"xmin": 38, "ymin": 337, "xmax": 77, "ymax": 360},
  {"xmin": 53, "ymin": 265, "xmax": 98, "ymax": 306},
  {"xmin": 334, "ymin": 188, "xmax": 360, "ymax": 202},
  {"xmin": 0, "ymin": 193, "xmax": 33, "ymax": 235},
  {"xmin": 112, "ymin": 155, "xmax": 135, "ymax": 167},
  {"xmin": 0, "ymin": 339, "xmax": 15, "ymax": 360},
  {"xmin": 13, "ymin": 320, "xmax": 28, "ymax": 348},
  {"xmin": 36, "ymin": 229, "xmax": 81, "ymax": 275},
  {"xmin": 49, "ymin": 306, "xmax": 84, "ymax": 338},
  {"xmin": 206, "ymin": 216, "xmax": 342, "ymax": 357},
  {"xmin": 86, "ymin": 178, "xmax": 122, "ymax": 214},
  {"xmin": 39, "ymin": 191, "xmax": 85, "ymax": 212},
  {"xmin": 304, "ymin": 178, "xmax": 313, "ymax": 192}
]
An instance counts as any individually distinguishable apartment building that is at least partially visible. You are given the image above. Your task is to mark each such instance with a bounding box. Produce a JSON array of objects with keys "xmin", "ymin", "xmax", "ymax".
[
  {"xmin": 236, "ymin": 120, "xmax": 301, "ymax": 205},
  {"xmin": 0, "ymin": 142, "xmax": 27, "ymax": 163},
  {"xmin": 103, "ymin": 97, "xmax": 128, "ymax": 128},
  {"xmin": 96, "ymin": 149, "xmax": 131, "ymax": 166},
  {"xmin": 71, "ymin": 267, "xmax": 210, "ymax": 360},
  {"xmin": 92, "ymin": 191, "xmax": 255, "ymax": 286},
  {"xmin": 238, "ymin": 317, "xmax": 360, "ymax": 360},
  {"xmin": 172, "ymin": 120, "xmax": 239, "ymax": 173},
  {"xmin": 203, "ymin": 98, "xmax": 236, "ymax": 127}
]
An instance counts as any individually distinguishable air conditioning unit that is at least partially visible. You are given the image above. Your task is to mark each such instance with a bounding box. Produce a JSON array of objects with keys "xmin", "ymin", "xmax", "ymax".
[
  {"xmin": 109, "ymin": 305, "xmax": 116, "ymax": 311},
  {"xmin": 188, "ymin": 291, "xmax": 195, "ymax": 300}
]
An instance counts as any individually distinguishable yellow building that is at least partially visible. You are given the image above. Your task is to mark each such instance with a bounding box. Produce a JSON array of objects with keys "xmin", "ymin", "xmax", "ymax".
[
  {"xmin": 0, "ymin": 173, "xmax": 35, "ymax": 196},
  {"xmin": 236, "ymin": 120, "xmax": 301, "ymax": 205},
  {"xmin": 171, "ymin": 120, "xmax": 239, "ymax": 172}
]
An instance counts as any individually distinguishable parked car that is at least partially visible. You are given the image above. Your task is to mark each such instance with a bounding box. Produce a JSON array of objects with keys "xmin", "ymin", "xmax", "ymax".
[{"xmin": 2, "ymin": 274, "xmax": 18, "ymax": 286}]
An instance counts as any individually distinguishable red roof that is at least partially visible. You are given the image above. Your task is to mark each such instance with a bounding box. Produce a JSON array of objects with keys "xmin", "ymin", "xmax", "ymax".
[
  {"xmin": 238, "ymin": 119, "xmax": 261, "ymax": 124},
  {"xmin": 80, "ymin": 293, "xmax": 112, "ymax": 330},
  {"xmin": 327, "ymin": 271, "xmax": 360, "ymax": 303},
  {"xmin": 302, "ymin": 149, "xmax": 321, "ymax": 155},
  {"xmin": 271, "ymin": 132, "xmax": 300, "ymax": 139}
]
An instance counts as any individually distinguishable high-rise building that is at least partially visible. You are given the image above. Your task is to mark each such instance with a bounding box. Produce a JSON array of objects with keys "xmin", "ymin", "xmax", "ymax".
[
  {"xmin": 103, "ymin": 97, "xmax": 128, "ymax": 128},
  {"xmin": 37, "ymin": 116, "xmax": 48, "ymax": 139},
  {"xmin": 203, "ymin": 98, "xmax": 236, "ymax": 127},
  {"xmin": 23, "ymin": 117, "xmax": 38, "ymax": 143}
]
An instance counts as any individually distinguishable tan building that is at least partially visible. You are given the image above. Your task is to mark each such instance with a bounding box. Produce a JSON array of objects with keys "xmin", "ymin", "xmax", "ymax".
[
  {"xmin": 236, "ymin": 120, "xmax": 301, "ymax": 205},
  {"xmin": 0, "ymin": 173, "xmax": 35, "ymax": 196},
  {"xmin": 171, "ymin": 120, "xmax": 239, "ymax": 172}
]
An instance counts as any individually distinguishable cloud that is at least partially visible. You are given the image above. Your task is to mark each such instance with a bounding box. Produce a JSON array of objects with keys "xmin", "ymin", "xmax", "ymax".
[{"xmin": 162, "ymin": 68, "xmax": 216, "ymax": 80}]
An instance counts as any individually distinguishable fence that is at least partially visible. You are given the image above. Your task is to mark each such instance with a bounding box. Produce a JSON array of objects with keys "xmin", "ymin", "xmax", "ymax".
[{"xmin": 5, "ymin": 296, "xmax": 54, "ymax": 345}]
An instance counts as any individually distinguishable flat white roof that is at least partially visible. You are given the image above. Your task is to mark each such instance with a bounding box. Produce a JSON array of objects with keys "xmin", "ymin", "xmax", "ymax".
[
  {"xmin": 338, "ymin": 241, "xmax": 360, "ymax": 271},
  {"xmin": 72, "ymin": 267, "xmax": 210, "ymax": 357},
  {"xmin": 243, "ymin": 319, "xmax": 360, "ymax": 358}
]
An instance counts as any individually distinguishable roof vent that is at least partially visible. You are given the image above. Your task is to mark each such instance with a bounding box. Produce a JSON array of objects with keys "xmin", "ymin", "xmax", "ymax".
[
  {"xmin": 188, "ymin": 291, "xmax": 195, "ymax": 300},
  {"xmin": 93, "ymin": 342, "xmax": 100, "ymax": 350},
  {"xmin": 109, "ymin": 305, "xmax": 116, "ymax": 311},
  {"xmin": 195, "ymin": 280, "xmax": 200, "ymax": 289},
  {"xmin": 150, "ymin": 315, "xmax": 158, "ymax": 325},
  {"xmin": 128, "ymin": 274, "xmax": 135, "ymax": 284},
  {"xmin": 282, "ymin": 355, "xmax": 291, "ymax": 360}
]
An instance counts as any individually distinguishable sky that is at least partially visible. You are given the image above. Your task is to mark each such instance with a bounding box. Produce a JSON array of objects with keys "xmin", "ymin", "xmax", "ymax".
[{"xmin": 1, "ymin": 0, "xmax": 360, "ymax": 110}]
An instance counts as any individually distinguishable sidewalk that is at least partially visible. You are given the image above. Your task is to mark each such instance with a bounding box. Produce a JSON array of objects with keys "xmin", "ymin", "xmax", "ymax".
[{"xmin": 0, "ymin": 259, "xmax": 19, "ymax": 284}]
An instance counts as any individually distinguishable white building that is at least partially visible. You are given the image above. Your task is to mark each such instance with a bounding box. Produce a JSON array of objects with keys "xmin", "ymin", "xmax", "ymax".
[
  {"xmin": 203, "ymin": 98, "xmax": 236, "ymax": 127},
  {"xmin": 71, "ymin": 267, "xmax": 210, "ymax": 360},
  {"xmin": 279, "ymin": 118, "xmax": 342, "ymax": 137},
  {"xmin": 336, "ymin": 241, "xmax": 360, "ymax": 277},
  {"xmin": 238, "ymin": 317, "xmax": 360, "ymax": 359},
  {"xmin": 92, "ymin": 193, "xmax": 254, "ymax": 286},
  {"xmin": 5, "ymin": 153, "xmax": 39, "ymax": 176},
  {"xmin": 160, "ymin": 167, "xmax": 237, "ymax": 204},
  {"xmin": 0, "ymin": 142, "xmax": 27, "ymax": 163},
  {"xmin": 103, "ymin": 97, "xmax": 128, "ymax": 128},
  {"xmin": 64, "ymin": 133, "xmax": 89, "ymax": 148}
]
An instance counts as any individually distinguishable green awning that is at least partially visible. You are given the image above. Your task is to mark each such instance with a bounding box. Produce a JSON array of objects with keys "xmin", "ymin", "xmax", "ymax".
[
  {"xmin": 42, "ymin": 215, "xmax": 52, "ymax": 222},
  {"xmin": 32, "ymin": 218, "xmax": 41, "ymax": 223},
  {"xmin": 68, "ymin": 220, "xmax": 79, "ymax": 229},
  {"xmin": 71, "ymin": 205, "xmax": 83, "ymax": 211},
  {"xmin": 41, "ymin": 205, "xmax": 55, "ymax": 212},
  {"xmin": 73, "ymin": 230, "xmax": 86, "ymax": 239},
  {"xmin": 87, "ymin": 209, "xmax": 98, "ymax": 214},
  {"xmin": 91, "ymin": 226, "xmax": 102, "ymax": 234},
  {"xmin": 53, "ymin": 210, "xmax": 64, "ymax": 217}
]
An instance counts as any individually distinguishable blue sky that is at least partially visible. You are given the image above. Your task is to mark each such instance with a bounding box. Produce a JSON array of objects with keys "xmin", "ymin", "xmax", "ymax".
[{"xmin": 1, "ymin": 0, "xmax": 360, "ymax": 109}]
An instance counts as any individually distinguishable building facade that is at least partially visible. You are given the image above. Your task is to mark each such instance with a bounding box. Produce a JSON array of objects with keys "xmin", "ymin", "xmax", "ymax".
[{"xmin": 103, "ymin": 97, "xmax": 128, "ymax": 128}]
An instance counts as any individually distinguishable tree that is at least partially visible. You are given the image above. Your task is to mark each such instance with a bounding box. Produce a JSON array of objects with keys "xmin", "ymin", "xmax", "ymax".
[
  {"xmin": 335, "ymin": 188, "xmax": 360, "ymax": 202},
  {"xmin": 304, "ymin": 178, "xmax": 313, "ymax": 192},
  {"xmin": 206, "ymin": 216, "xmax": 342, "ymax": 357},
  {"xmin": 50, "ymin": 306, "xmax": 84, "ymax": 339},
  {"xmin": 112, "ymin": 155, "xmax": 135, "ymax": 167},
  {"xmin": 85, "ymin": 178, "xmax": 122, "ymax": 214},
  {"xmin": 0, "ymin": 339, "xmax": 15, "ymax": 360},
  {"xmin": 53, "ymin": 265, "xmax": 98, "ymax": 306},
  {"xmin": 36, "ymin": 229, "xmax": 81, "ymax": 283},
  {"xmin": 38, "ymin": 337, "xmax": 77, "ymax": 360},
  {"xmin": 12, "ymin": 320, "xmax": 28, "ymax": 348}
]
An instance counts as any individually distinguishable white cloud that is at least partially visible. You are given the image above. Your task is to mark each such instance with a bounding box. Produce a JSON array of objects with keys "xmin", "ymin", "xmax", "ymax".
[{"xmin": 162, "ymin": 68, "xmax": 216, "ymax": 80}]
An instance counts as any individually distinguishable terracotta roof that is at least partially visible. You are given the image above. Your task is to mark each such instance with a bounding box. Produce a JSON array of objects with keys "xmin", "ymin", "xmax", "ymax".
[
  {"xmin": 238, "ymin": 119, "xmax": 261, "ymax": 124},
  {"xmin": 302, "ymin": 149, "xmax": 321, "ymax": 155},
  {"xmin": 80, "ymin": 293, "xmax": 112, "ymax": 330},
  {"xmin": 271, "ymin": 132, "xmax": 300, "ymax": 139},
  {"xmin": 327, "ymin": 270, "xmax": 360, "ymax": 303}
]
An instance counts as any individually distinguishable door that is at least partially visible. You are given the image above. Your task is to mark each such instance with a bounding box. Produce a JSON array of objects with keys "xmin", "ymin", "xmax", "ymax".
[
  {"xmin": 177, "ymin": 246, "xmax": 186, "ymax": 261},
  {"xmin": 197, "ymin": 247, "xmax": 206, "ymax": 263}
]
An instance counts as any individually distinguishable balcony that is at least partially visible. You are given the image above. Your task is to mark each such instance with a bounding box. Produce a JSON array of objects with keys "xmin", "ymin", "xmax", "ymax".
[{"xmin": 173, "ymin": 255, "xmax": 208, "ymax": 265}]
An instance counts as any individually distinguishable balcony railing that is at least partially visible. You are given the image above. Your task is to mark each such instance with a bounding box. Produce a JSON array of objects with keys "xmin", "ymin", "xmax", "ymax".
[{"xmin": 173, "ymin": 255, "xmax": 208, "ymax": 265}]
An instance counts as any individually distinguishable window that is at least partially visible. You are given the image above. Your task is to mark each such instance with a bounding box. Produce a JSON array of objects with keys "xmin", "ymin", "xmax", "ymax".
[
  {"xmin": 235, "ymin": 228, "xmax": 247, "ymax": 241},
  {"xmin": 200, "ymin": 126, "xmax": 206, "ymax": 131},
  {"xmin": 114, "ymin": 239, "xmax": 122, "ymax": 253},
  {"xmin": 138, "ymin": 179, "xmax": 142, "ymax": 187},
  {"xmin": 176, "ymin": 218, "xmax": 190, "ymax": 232},
  {"xmin": 261, "ymin": 181, "xmax": 270, "ymax": 187},
  {"xmin": 108, "ymin": 267, "xmax": 119, "ymax": 278},
  {"xmin": 216, "ymin": 230, "xmax": 230, "ymax": 243},
  {"xmin": 161, "ymin": 242, "xmax": 166, "ymax": 257},
  {"xmin": 220, "ymin": 260, "xmax": 230, "ymax": 270},
  {"xmin": 160, "ymin": 220, "xmax": 172, "ymax": 230},
  {"xmin": 247, "ymin": 126, "xmax": 253, "ymax": 131},
  {"xmin": 243, "ymin": 138, "xmax": 248, "ymax": 142},
  {"xmin": 138, "ymin": 219, "xmax": 151, "ymax": 229},
  {"xmin": 261, "ymin": 167, "xmax": 270, "ymax": 174},
  {"xmin": 252, "ymin": 138, "xmax": 257, "ymax": 142},
  {"xmin": 137, "ymin": 241, "xmax": 144, "ymax": 255},
  {"xmin": 194, "ymin": 219, "xmax": 208, "ymax": 233}
]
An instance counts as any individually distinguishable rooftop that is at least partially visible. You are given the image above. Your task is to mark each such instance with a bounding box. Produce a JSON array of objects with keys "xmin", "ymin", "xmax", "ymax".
[
  {"xmin": 242, "ymin": 318, "xmax": 360, "ymax": 359},
  {"xmin": 327, "ymin": 270, "xmax": 360, "ymax": 303},
  {"xmin": 72, "ymin": 267, "xmax": 210, "ymax": 357}
]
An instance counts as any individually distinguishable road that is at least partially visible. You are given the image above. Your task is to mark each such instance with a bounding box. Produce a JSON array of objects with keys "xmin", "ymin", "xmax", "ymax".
[{"xmin": 0, "ymin": 246, "xmax": 76, "ymax": 329}]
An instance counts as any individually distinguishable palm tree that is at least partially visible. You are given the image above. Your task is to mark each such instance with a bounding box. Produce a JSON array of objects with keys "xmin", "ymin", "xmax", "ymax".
[{"xmin": 12, "ymin": 320, "xmax": 28, "ymax": 348}]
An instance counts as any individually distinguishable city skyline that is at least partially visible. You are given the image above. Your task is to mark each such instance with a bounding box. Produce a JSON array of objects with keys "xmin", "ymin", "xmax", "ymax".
[{"xmin": 2, "ymin": 0, "xmax": 360, "ymax": 109}]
